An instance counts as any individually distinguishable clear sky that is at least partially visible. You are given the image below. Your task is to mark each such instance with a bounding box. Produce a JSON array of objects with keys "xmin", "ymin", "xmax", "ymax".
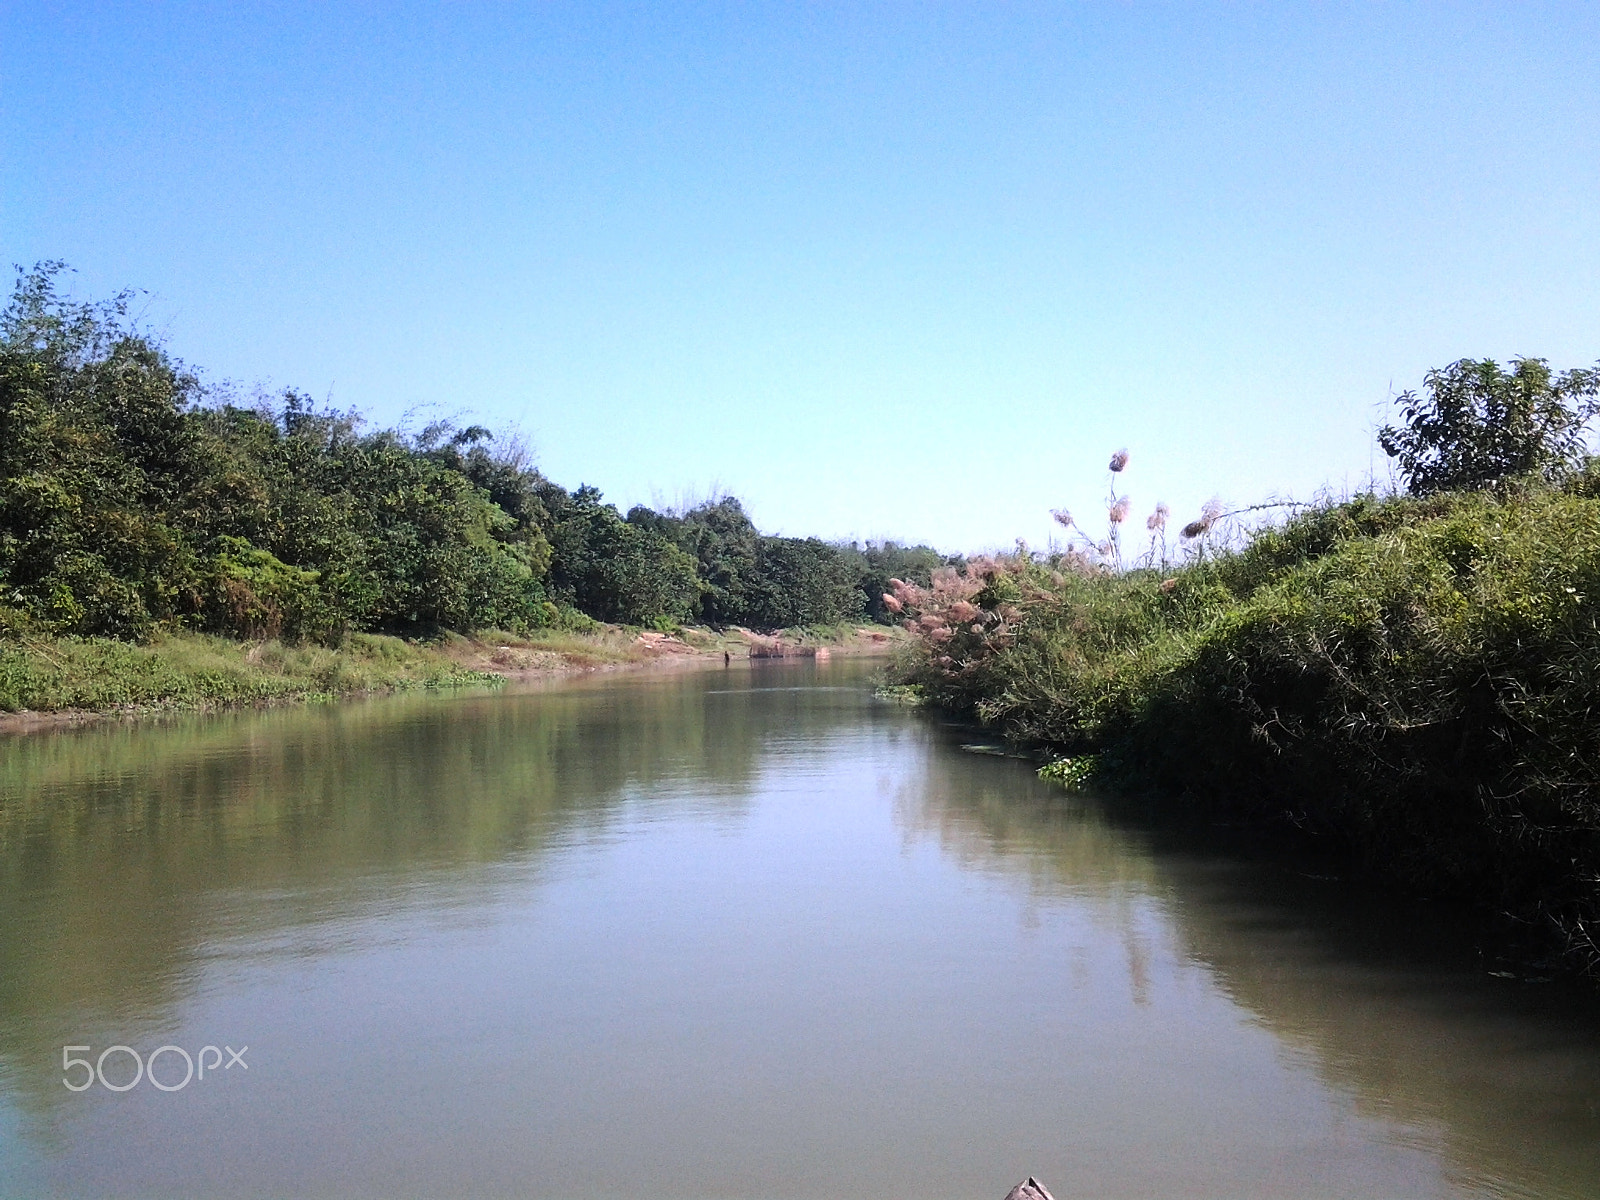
[{"xmin": 5, "ymin": 3, "xmax": 1598, "ymax": 552}]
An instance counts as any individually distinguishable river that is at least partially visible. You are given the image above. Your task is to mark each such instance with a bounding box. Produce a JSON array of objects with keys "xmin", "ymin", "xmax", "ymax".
[{"xmin": 2, "ymin": 659, "xmax": 1597, "ymax": 1199}]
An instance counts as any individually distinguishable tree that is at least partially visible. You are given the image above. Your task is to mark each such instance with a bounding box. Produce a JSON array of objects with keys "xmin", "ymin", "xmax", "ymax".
[
  {"xmin": 0, "ymin": 264, "xmax": 211, "ymax": 636},
  {"xmin": 670, "ymin": 497, "xmax": 761, "ymax": 626},
  {"xmin": 0, "ymin": 265, "xmax": 556, "ymax": 639},
  {"xmin": 837, "ymin": 540, "xmax": 948, "ymax": 621},
  {"xmin": 543, "ymin": 487, "xmax": 701, "ymax": 624},
  {"xmin": 1379, "ymin": 357, "xmax": 1600, "ymax": 495},
  {"xmin": 744, "ymin": 536, "xmax": 863, "ymax": 628}
]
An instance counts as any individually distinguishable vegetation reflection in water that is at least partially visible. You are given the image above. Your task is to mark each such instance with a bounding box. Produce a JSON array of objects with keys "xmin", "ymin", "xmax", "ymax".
[
  {"xmin": 1, "ymin": 661, "xmax": 1598, "ymax": 1199},
  {"xmin": 899, "ymin": 757, "xmax": 1600, "ymax": 1198},
  {"xmin": 1, "ymin": 675, "xmax": 772, "ymax": 1096}
]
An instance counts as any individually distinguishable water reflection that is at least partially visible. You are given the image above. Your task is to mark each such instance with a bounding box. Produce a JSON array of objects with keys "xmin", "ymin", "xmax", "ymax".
[
  {"xmin": 1, "ymin": 660, "xmax": 1597, "ymax": 1199},
  {"xmin": 0, "ymin": 669, "xmax": 826, "ymax": 1118},
  {"xmin": 900, "ymin": 740, "xmax": 1600, "ymax": 1199}
]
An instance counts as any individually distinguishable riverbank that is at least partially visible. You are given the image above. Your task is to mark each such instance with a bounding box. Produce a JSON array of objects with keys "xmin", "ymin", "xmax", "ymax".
[
  {"xmin": 0, "ymin": 624, "xmax": 900, "ymax": 735},
  {"xmin": 889, "ymin": 470, "xmax": 1600, "ymax": 979}
]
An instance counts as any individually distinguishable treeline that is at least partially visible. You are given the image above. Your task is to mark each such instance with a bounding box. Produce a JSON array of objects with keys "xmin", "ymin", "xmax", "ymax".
[{"xmin": 0, "ymin": 266, "xmax": 944, "ymax": 642}]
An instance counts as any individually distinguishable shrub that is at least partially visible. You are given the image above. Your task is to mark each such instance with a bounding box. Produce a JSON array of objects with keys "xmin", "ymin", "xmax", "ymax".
[{"xmin": 895, "ymin": 476, "xmax": 1600, "ymax": 972}]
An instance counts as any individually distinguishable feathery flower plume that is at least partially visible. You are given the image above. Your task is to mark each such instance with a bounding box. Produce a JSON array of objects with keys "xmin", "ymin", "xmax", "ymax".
[
  {"xmin": 882, "ymin": 593, "xmax": 903, "ymax": 613},
  {"xmin": 1146, "ymin": 502, "xmax": 1169, "ymax": 531},
  {"xmin": 1108, "ymin": 496, "xmax": 1131, "ymax": 524},
  {"xmin": 965, "ymin": 556, "xmax": 998, "ymax": 583},
  {"xmin": 1109, "ymin": 449, "xmax": 1129, "ymax": 473},
  {"xmin": 1050, "ymin": 508, "xmax": 1073, "ymax": 528},
  {"xmin": 1177, "ymin": 499, "xmax": 1222, "ymax": 540},
  {"xmin": 1180, "ymin": 498, "xmax": 1224, "ymax": 540}
]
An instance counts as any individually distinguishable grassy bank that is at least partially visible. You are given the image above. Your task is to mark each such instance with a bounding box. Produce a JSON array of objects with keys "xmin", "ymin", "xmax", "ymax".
[
  {"xmin": 0, "ymin": 631, "xmax": 501, "ymax": 721},
  {"xmin": 0, "ymin": 622, "xmax": 902, "ymax": 729},
  {"xmin": 891, "ymin": 467, "xmax": 1600, "ymax": 976}
]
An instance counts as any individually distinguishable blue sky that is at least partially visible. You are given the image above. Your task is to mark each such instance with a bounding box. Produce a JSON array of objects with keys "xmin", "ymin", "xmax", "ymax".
[{"xmin": 5, "ymin": 3, "xmax": 1598, "ymax": 551}]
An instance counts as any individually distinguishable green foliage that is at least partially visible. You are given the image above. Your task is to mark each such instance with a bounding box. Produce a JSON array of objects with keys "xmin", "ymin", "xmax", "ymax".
[
  {"xmin": 745, "ymin": 536, "xmax": 865, "ymax": 628},
  {"xmin": 1379, "ymin": 357, "xmax": 1600, "ymax": 495},
  {"xmin": 0, "ymin": 631, "xmax": 492, "ymax": 713},
  {"xmin": 635, "ymin": 499, "xmax": 929, "ymax": 629},
  {"xmin": 873, "ymin": 682, "xmax": 925, "ymax": 705},
  {"xmin": 0, "ymin": 268, "xmax": 207, "ymax": 638},
  {"xmin": 897, "ymin": 476, "xmax": 1600, "ymax": 972},
  {"xmin": 544, "ymin": 487, "xmax": 702, "ymax": 624},
  {"xmin": 1038, "ymin": 756, "xmax": 1098, "ymax": 790},
  {"xmin": 0, "ymin": 267, "xmax": 571, "ymax": 640},
  {"xmin": 207, "ymin": 536, "xmax": 337, "ymax": 641},
  {"xmin": 667, "ymin": 496, "xmax": 762, "ymax": 625},
  {"xmin": 0, "ymin": 265, "xmax": 934, "ymax": 641},
  {"xmin": 839, "ymin": 540, "xmax": 949, "ymax": 621},
  {"xmin": 608, "ymin": 496, "xmax": 918, "ymax": 630}
]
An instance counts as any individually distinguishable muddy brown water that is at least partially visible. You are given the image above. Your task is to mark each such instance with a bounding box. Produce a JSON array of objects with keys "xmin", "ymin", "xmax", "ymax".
[{"xmin": 2, "ymin": 660, "xmax": 1597, "ymax": 1199}]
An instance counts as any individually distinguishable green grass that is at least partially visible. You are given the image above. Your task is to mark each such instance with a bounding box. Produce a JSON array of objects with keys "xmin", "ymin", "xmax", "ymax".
[
  {"xmin": 898, "ymin": 466, "xmax": 1600, "ymax": 975},
  {"xmin": 0, "ymin": 631, "xmax": 497, "ymax": 715}
]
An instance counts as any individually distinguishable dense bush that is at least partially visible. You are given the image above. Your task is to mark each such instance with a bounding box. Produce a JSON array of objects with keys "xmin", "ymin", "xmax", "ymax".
[{"xmin": 891, "ymin": 476, "xmax": 1600, "ymax": 972}]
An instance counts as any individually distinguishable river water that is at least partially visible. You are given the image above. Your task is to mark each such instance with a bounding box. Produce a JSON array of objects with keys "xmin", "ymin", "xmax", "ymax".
[{"xmin": 1, "ymin": 659, "xmax": 1598, "ymax": 1199}]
